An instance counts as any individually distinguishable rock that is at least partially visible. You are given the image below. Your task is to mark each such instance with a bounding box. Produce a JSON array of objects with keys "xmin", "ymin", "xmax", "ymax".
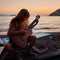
[{"xmin": 49, "ymin": 9, "xmax": 60, "ymax": 16}]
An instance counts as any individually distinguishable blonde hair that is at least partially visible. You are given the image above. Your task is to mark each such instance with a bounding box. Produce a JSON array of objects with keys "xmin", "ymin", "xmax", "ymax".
[{"xmin": 10, "ymin": 9, "xmax": 30, "ymax": 29}]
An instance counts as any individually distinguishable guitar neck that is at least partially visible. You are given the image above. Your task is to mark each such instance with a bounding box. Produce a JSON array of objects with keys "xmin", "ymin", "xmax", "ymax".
[
  {"xmin": 28, "ymin": 15, "xmax": 40, "ymax": 30},
  {"xmin": 28, "ymin": 19, "xmax": 38, "ymax": 30}
]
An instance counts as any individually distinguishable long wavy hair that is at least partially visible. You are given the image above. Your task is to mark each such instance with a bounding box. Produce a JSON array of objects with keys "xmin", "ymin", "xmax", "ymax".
[{"xmin": 10, "ymin": 9, "xmax": 30, "ymax": 29}]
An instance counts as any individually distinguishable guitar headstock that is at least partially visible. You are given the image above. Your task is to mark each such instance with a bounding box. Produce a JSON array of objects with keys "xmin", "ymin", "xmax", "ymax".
[
  {"xmin": 36, "ymin": 15, "xmax": 40, "ymax": 20},
  {"xmin": 28, "ymin": 15, "xmax": 40, "ymax": 29}
]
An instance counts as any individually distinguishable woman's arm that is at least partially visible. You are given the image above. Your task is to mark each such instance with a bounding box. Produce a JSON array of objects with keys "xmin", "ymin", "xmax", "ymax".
[
  {"xmin": 10, "ymin": 29, "xmax": 32, "ymax": 48},
  {"xmin": 9, "ymin": 29, "xmax": 32, "ymax": 48},
  {"xmin": 7, "ymin": 29, "xmax": 26, "ymax": 36}
]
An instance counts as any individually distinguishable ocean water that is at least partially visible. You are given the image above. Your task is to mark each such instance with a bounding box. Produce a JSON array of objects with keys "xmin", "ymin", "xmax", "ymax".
[{"xmin": 0, "ymin": 16, "xmax": 60, "ymax": 35}]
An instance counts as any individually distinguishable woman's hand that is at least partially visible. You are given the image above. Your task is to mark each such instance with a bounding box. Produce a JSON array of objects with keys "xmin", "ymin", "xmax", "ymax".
[
  {"xmin": 18, "ymin": 29, "xmax": 28, "ymax": 35},
  {"xmin": 22, "ymin": 29, "xmax": 32, "ymax": 40},
  {"xmin": 28, "ymin": 29, "xmax": 32, "ymax": 36}
]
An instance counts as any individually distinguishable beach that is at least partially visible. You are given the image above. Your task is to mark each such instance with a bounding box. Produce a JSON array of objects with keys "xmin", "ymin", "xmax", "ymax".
[
  {"xmin": 34, "ymin": 32, "xmax": 60, "ymax": 53},
  {"xmin": 0, "ymin": 16, "xmax": 60, "ymax": 59},
  {"xmin": 0, "ymin": 47, "xmax": 4, "ymax": 54},
  {"xmin": 0, "ymin": 32, "xmax": 60, "ymax": 54},
  {"xmin": 0, "ymin": 32, "xmax": 60, "ymax": 60}
]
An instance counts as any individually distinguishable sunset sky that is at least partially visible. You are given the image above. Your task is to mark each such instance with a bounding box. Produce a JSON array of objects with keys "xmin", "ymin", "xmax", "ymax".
[{"xmin": 0, "ymin": 0, "xmax": 60, "ymax": 15}]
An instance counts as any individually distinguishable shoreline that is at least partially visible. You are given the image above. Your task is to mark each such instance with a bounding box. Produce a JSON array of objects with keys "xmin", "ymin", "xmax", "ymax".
[
  {"xmin": 0, "ymin": 32, "xmax": 60, "ymax": 59},
  {"xmin": 0, "ymin": 32, "xmax": 60, "ymax": 52},
  {"xmin": 34, "ymin": 32, "xmax": 60, "ymax": 53}
]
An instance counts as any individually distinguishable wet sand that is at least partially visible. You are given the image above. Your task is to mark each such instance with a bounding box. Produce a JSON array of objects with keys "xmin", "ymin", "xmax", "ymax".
[
  {"xmin": 0, "ymin": 47, "xmax": 4, "ymax": 54},
  {"xmin": 34, "ymin": 32, "xmax": 60, "ymax": 53},
  {"xmin": 0, "ymin": 32, "xmax": 60, "ymax": 54}
]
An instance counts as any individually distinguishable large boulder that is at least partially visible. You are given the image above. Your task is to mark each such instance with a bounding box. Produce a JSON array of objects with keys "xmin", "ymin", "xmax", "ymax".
[{"xmin": 49, "ymin": 9, "xmax": 60, "ymax": 16}]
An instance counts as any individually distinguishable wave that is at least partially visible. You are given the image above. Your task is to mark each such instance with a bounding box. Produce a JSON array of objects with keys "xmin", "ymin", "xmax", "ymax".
[
  {"xmin": 33, "ymin": 27, "xmax": 59, "ymax": 30},
  {"xmin": 0, "ymin": 29, "xmax": 8, "ymax": 32}
]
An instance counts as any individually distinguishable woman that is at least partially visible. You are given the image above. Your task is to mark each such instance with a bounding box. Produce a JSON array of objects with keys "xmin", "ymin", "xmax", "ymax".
[{"xmin": 0, "ymin": 9, "xmax": 36, "ymax": 60}]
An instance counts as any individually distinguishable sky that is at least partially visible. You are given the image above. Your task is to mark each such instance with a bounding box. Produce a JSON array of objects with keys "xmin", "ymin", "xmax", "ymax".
[{"xmin": 0, "ymin": 0, "xmax": 60, "ymax": 15}]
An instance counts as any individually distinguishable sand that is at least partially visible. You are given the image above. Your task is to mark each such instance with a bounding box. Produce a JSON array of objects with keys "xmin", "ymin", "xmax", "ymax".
[
  {"xmin": 34, "ymin": 32, "xmax": 60, "ymax": 53},
  {"xmin": 0, "ymin": 32, "xmax": 60, "ymax": 54}
]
